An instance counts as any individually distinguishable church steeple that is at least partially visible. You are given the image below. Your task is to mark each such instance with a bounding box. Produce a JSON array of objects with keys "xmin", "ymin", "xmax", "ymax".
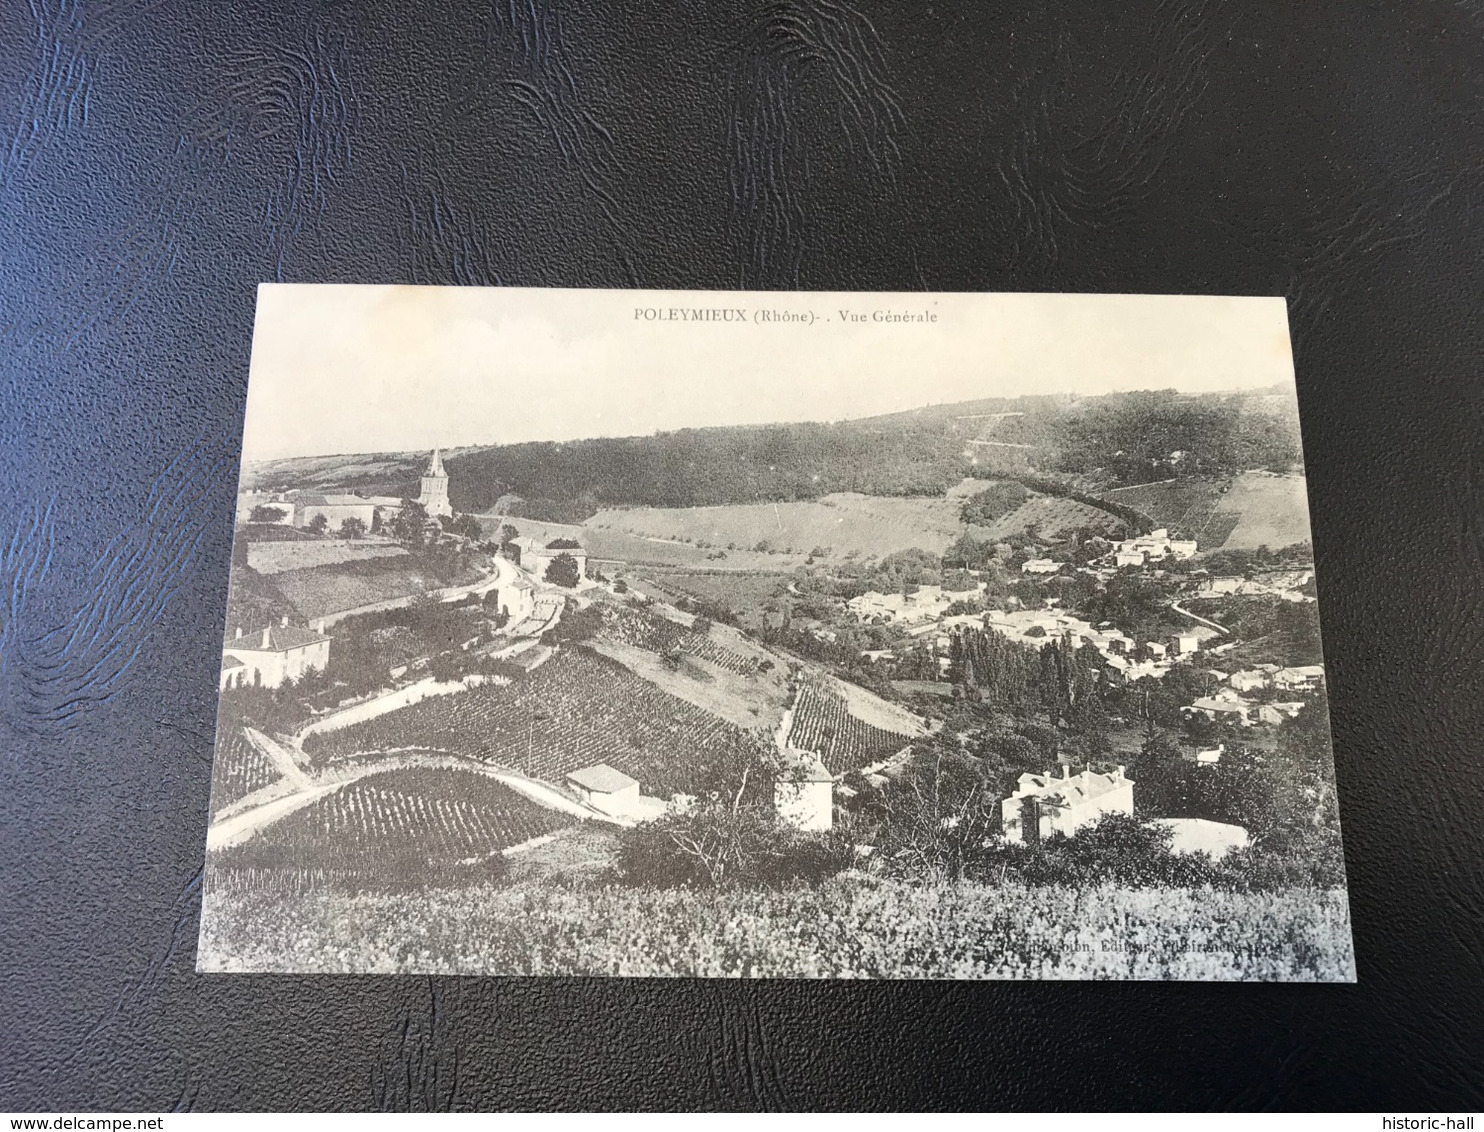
[{"xmin": 418, "ymin": 447, "xmax": 452, "ymax": 518}]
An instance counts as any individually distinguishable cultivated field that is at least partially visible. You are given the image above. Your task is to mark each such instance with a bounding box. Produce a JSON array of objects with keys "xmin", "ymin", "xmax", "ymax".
[
  {"xmin": 210, "ymin": 727, "xmax": 282, "ymax": 813},
  {"xmin": 974, "ymin": 495, "xmax": 1127, "ymax": 541},
  {"xmin": 1214, "ymin": 473, "xmax": 1312, "ymax": 550},
  {"xmin": 1099, "ymin": 478, "xmax": 1228, "ymax": 539},
  {"xmin": 302, "ymin": 646, "xmax": 771, "ymax": 798},
  {"xmin": 199, "ymin": 874, "xmax": 1357, "ymax": 980},
  {"xmin": 588, "ymin": 493, "xmax": 965, "ymax": 562},
  {"xmin": 787, "ymin": 675, "xmax": 918, "ymax": 775},
  {"xmin": 215, "ymin": 768, "xmax": 571, "ymax": 876},
  {"xmin": 247, "ymin": 538, "xmax": 409, "ymax": 576}
]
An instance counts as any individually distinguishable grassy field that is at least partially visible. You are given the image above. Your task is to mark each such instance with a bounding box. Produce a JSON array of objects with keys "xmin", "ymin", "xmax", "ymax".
[
  {"xmin": 1214, "ymin": 473, "xmax": 1312, "ymax": 550},
  {"xmin": 198, "ymin": 872, "xmax": 1356, "ymax": 980},
  {"xmin": 246, "ymin": 538, "xmax": 409, "ymax": 576},
  {"xmin": 626, "ymin": 569, "xmax": 789, "ymax": 615},
  {"xmin": 269, "ymin": 555, "xmax": 483, "ymax": 621},
  {"xmin": 588, "ymin": 493, "xmax": 964, "ymax": 562}
]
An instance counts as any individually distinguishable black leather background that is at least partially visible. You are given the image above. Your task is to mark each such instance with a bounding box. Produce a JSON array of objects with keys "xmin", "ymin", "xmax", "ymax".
[{"xmin": 3, "ymin": 0, "xmax": 1482, "ymax": 1111}]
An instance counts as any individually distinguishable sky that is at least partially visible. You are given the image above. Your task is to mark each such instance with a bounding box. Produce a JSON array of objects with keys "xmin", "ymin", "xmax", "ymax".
[{"xmin": 241, "ymin": 286, "xmax": 1296, "ymax": 462}]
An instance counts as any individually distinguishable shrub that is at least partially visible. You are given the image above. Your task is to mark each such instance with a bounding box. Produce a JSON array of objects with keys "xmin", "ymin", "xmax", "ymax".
[{"xmin": 618, "ymin": 802, "xmax": 854, "ymax": 890}]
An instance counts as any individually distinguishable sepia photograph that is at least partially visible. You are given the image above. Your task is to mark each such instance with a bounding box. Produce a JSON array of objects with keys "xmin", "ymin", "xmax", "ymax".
[{"xmin": 197, "ymin": 286, "xmax": 1354, "ymax": 980}]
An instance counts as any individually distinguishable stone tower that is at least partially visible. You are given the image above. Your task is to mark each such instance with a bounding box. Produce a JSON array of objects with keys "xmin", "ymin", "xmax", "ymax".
[{"xmin": 418, "ymin": 448, "xmax": 452, "ymax": 518}]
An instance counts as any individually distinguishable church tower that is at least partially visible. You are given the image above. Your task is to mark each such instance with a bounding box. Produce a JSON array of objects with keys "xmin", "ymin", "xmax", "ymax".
[{"xmin": 418, "ymin": 448, "xmax": 452, "ymax": 518}]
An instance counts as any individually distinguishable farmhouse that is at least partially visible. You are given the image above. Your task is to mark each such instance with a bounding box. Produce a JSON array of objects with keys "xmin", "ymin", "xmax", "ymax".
[
  {"xmin": 292, "ymin": 493, "xmax": 379, "ymax": 532},
  {"xmin": 1001, "ymin": 764, "xmax": 1134, "ymax": 845},
  {"xmin": 510, "ymin": 536, "xmax": 588, "ymax": 582},
  {"xmin": 222, "ymin": 617, "xmax": 330, "ymax": 689},
  {"xmin": 774, "ymin": 750, "xmax": 834, "ymax": 832}
]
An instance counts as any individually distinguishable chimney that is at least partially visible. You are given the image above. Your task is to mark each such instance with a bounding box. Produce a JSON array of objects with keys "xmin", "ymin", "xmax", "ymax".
[
  {"xmin": 1062, "ymin": 763, "xmax": 1070, "ymax": 780},
  {"xmin": 1116, "ymin": 764, "xmax": 1126, "ymax": 780},
  {"xmin": 315, "ymin": 619, "xmax": 325, "ymax": 634},
  {"xmin": 280, "ymin": 615, "xmax": 289, "ymax": 627},
  {"xmin": 234, "ymin": 626, "xmax": 243, "ymax": 639},
  {"xmin": 262, "ymin": 626, "xmax": 271, "ymax": 647}
]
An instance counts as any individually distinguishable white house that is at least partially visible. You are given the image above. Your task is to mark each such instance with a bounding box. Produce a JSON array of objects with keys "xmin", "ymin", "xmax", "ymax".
[
  {"xmin": 1169, "ymin": 632, "xmax": 1202, "ymax": 657},
  {"xmin": 1115, "ymin": 527, "xmax": 1198, "ymax": 564},
  {"xmin": 1021, "ymin": 558, "xmax": 1062, "ymax": 575},
  {"xmin": 1273, "ymin": 665, "xmax": 1325, "ymax": 691},
  {"xmin": 1155, "ymin": 817, "xmax": 1249, "ymax": 858},
  {"xmin": 565, "ymin": 763, "xmax": 664, "ymax": 821},
  {"xmin": 510, "ymin": 536, "xmax": 588, "ymax": 583},
  {"xmin": 222, "ymin": 618, "xmax": 330, "ymax": 689},
  {"xmin": 1229, "ymin": 669, "xmax": 1271, "ymax": 692},
  {"xmin": 1185, "ymin": 693, "xmax": 1256, "ymax": 726},
  {"xmin": 1001, "ymin": 765, "xmax": 1134, "ymax": 845},
  {"xmin": 774, "ymin": 750, "xmax": 834, "ymax": 832}
]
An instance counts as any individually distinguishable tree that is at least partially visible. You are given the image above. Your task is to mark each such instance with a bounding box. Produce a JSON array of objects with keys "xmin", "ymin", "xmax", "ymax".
[
  {"xmin": 692, "ymin": 616, "xmax": 713, "ymax": 636},
  {"xmin": 544, "ymin": 552, "xmax": 581, "ymax": 588},
  {"xmin": 307, "ymin": 513, "xmax": 329, "ymax": 536},
  {"xmin": 499, "ymin": 524, "xmax": 519, "ymax": 545},
  {"xmin": 249, "ymin": 504, "xmax": 287, "ymax": 523},
  {"xmin": 450, "ymin": 513, "xmax": 482, "ymax": 540},
  {"xmin": 339, "ymin": 517, "xmax": 366, "ymax": 539},
  {"xmin": 391, "ymin": 500, "xmax": 429, "ymax": 546}
]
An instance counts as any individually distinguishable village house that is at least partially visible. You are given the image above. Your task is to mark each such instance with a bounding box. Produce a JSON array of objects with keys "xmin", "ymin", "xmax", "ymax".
[
  {"xmin": 1021, "ymin": 558, "xmax": 1062, "ymax": 575},
  {"xmin": 1274, "ymin": 665, "xmax": 1325, "ymax": 691},
  {"xmin": 847, "ymin": 584, "xmax": 975, "ymax": 626},
  {"xmin": 1229, "ymin": 668, "xmax": 1271, "ymax": 692},
  {"xmin": 774, "ymin": 750, "xmax": 834, "ymax": 832},
  {"xmin": 1255, "ymin": 701, "xmax": 1306, "ymax": 726},
  {"xmin": 509, "ymin": 536, "xmax": 589, "ymax": 582},
  {"xmin": 1184, "ymin": 692, "xmax": 1257, "ymax": 726},
  {"xmin": 222, "ymin": 617, "xmax": 330, "ymax": 689},
  {"xmin": 1001, "ymin": 764, "xmax": 1135, "ymax": 845},
  {"xmin": 1114, "ymin": 527, "xmax": 1198, "ymax": 564},
  {"xmin": 1168, "ymin": 632, "xmax": 1202, "ymax": 657}
]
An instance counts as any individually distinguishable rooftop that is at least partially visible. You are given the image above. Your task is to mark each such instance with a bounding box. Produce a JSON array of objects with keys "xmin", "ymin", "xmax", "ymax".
[
  {"xmin": 227, "ymin": 624, "xmax": 330, "ymax": 653},
  {"xmin": 1012, "ymin": 767, "xmax": 1129, "ymax": 807},
  {"xmin": 566, "ymin": 763, "xmax": 638, "ymax": 794}
]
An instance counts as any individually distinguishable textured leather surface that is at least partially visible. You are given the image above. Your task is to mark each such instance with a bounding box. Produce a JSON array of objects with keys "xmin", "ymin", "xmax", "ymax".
[{"xmin": 2, "ymin": 0, "xmax": 1482, "ymax": 1111}]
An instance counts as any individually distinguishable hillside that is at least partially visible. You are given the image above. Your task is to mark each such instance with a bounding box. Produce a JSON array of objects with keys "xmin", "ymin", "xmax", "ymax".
[{"xmin": 242, "ymin": 388, "xmax": 1301, "ymax": 520}]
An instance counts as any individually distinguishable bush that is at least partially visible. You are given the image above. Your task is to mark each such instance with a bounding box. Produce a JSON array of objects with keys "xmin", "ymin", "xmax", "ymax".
[{"xmin": 618, "ymin": 802, "xmax": 854, "ymax": 890}]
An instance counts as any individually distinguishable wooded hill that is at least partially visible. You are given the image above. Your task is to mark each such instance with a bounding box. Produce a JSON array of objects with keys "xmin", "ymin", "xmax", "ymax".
[{"xmin": 246, "ymin": 388, "xmax": 1302, "ymax": 520}]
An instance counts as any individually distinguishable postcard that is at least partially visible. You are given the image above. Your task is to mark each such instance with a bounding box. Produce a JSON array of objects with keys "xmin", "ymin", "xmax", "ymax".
[{"xmin": 198, "ymin": 286, "xmax": 1354, "ymax": 980}]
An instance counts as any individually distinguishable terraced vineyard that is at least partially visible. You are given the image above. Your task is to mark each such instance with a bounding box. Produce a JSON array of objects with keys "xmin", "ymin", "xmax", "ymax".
[
  {"xmin": 219, "ymin": 769, "xmax": 571, "ymax": 879},
  {"xmin": 302, "ymin": 647, "xmax": 770, "ymax": 796},
  {"xmin": 211, "ymin": 727, "xmax": 282, "ymax": 812},
  {"xmin": 787, "ymin": 677, "xmax": 917, "ymax": 775},
  {"xmin": 598, "ymin": 605, "xmax": 757, "ymax": 674}
]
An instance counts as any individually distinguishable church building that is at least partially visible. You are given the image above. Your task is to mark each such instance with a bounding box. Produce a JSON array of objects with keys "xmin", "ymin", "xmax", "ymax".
[{"xmin": 418, "ymin": 448, "xmax": 453, "ymax": 518}]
